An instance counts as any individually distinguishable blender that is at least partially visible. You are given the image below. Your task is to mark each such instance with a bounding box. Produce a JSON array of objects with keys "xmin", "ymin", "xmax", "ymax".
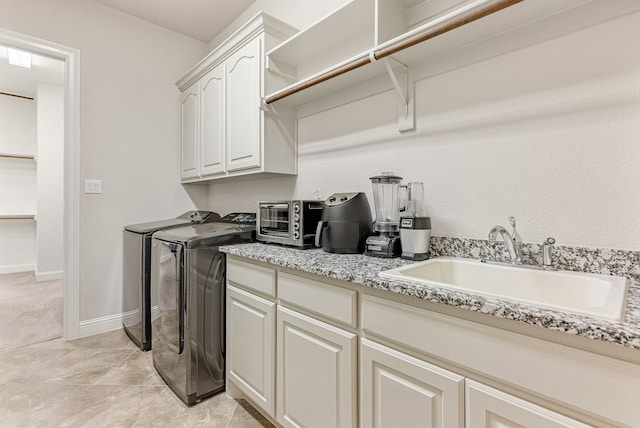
[
  {"xmin": 365, "ymin": 172, "xmax": 404, "ymax": 258},
  {"xmin": 399, "ymin": 182, "xmax": 431, "ymax": 261}
]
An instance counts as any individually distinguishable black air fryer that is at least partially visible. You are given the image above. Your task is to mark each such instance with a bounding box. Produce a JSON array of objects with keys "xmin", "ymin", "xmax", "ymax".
[{"xmin": 315, "ymin": 192, "xmax": 373, "ymax": 254}]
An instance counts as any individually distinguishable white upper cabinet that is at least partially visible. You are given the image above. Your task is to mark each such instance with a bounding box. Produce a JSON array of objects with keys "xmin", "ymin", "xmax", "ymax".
[
  {"xmin": 199, "ymin": 64, "xmax": 226, "ymax": 177},
  {"xmin": 176, "ymin": 13, "xmax": 298, "ymax": 183},
  {"xmin": 180, "ymin": 83, "xmax": 199, "ymax": 180},
  {"xmin": 226, "ymin": 37, "xmax": 261, "ymax": 172}
]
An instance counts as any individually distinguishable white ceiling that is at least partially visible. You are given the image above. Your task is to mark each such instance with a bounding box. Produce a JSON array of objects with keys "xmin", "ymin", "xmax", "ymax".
[
  {"xmin": 0, "ymin": 47, "xmax": 65, "ymax": 97},
  {"xmin": 93, "ymin": 0, "xmax": 256, "ymax": 43}
]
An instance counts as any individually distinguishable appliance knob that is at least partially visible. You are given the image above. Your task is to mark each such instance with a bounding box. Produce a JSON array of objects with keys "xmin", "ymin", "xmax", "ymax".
[
  {"xmin": 329, "ymin": 197, "xmax": 336, "ymax": 203},
  {"xmin": 293, "ymin": 223, "xmax": 300, "ymax": 230},
  {"xmin": 294, "ymin": 214, "xmax": 300, "ymax": 222},
  {"xmin": 293, "ymin": 231, "xmax": 300, "ymax": 239},
  {"xmin": 340, "ymin": 195, "xmax": 348, "ymax": 202},
  {"xmin": 293, "ymin": 204, "xmax": 300, "ymax": 213}
]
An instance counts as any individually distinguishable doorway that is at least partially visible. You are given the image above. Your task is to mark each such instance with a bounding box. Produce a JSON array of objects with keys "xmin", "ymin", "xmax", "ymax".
[{"xmin": 0, "ymin": 28, "xmax": 80, "ymax": 342}]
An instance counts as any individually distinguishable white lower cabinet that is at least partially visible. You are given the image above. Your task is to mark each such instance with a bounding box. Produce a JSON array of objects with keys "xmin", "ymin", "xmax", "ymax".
[
  {"xmin": 276, "ymin": 306, "xmax": 357, "ymax": 428},
  {"xmin": 226, "ymin": 258, "xmax": 634, "ymax": 428},
  {"xmin": 360, "ymin": 338, "xmax": 464, "ymax": 428},
  {"xmin": 465, "ymin": 380, "xmax": 593, "ymax": 428},
  {"xmin": 226, "ymin": 285, "xmax": 276, "ymax": 417}
]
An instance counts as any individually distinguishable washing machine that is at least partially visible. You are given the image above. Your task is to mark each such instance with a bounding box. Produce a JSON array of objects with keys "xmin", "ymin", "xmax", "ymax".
[
  {"xmin": 122, "ymin": 210, "xmax": 220, "ymax": 351},
  {"xmin": 150, "ymin": 212, "xmax": 255, "ymax": 405}
]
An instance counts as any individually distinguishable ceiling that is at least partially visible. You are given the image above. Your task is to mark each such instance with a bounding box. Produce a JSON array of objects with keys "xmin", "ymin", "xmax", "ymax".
[
  {"xmin": 0, "ymin": 47, "xmax": 65, "ymax": 96},
  {"xmin": 93, "ymin": 0, "xmax": 256, "ymax": 43}
]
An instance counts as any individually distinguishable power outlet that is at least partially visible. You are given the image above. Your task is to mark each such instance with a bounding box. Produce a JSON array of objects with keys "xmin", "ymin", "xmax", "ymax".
[{"xmin": 84, "ymin": 179, "xmax": 102, "ymax": 194}]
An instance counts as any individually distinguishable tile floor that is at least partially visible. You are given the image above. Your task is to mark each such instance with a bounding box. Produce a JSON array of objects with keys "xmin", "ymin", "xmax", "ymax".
[{"xmin": 0, "ymin": 329, "xmax": 274, "ymax": 427}]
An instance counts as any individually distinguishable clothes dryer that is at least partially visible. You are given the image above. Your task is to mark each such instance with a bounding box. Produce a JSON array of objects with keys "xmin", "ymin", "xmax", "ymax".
[{"xmin": 151, "ymin": 213, "xmax": 255, "ymax": 404}]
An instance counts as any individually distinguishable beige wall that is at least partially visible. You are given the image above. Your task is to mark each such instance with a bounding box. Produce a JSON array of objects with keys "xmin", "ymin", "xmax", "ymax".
[
  {"xmin": 206, "ymin": 5, "xmax": 640, "ymax": 251},
  {"xmin": 0, "ymin": 0, "xmax": 209, "ymax": 321}
]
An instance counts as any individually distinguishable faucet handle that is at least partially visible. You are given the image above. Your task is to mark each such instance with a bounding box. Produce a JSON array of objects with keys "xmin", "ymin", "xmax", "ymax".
[
  {"xmin": 508, "ymin": 216, "xmax": 523, "ymax": 243},
  {"xmin": 541, "ymin": 237, "xmax": 556, "ymax": 268}
]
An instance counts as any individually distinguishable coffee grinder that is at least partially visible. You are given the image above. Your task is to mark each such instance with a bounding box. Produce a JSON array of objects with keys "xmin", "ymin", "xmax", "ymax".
[
  {"xmin": 365, "ymin": 172, "xmax": 403, "ymax": 258},
  {"xmin": 399, "ymin": 182, "xmax": 431, "ymax": 261}
]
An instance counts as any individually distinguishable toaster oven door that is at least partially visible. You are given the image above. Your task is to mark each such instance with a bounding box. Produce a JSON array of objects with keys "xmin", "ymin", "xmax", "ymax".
[{"xmin": 259, "ymin": 203, "xmax": 291, "ymax": 238}]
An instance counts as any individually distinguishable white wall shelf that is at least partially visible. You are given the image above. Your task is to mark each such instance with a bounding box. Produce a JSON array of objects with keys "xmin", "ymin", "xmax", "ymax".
[
  {"xmin": 264, "ymin": 0, "xmax": 640, "ymax": 125},
  {"xmin": 0, "ymin": 215, "xmax": 36, "ymax": 220}
]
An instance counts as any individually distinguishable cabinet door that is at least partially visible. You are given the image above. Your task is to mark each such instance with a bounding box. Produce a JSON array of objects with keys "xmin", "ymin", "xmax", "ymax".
[
  {"xmin": 226, "ymin": 37, "xmax": 261, "ymax": 172},
  {"xmin": 180, "ymin": 82, "xmax": 199, "ymax": 179},
  {"xmin": 277, "ymin": 306, "xmax": 357, "ymax": 428},
  {"xmin": 361, "ymin": 338, "xmax": 464, "ymax": 428},
  {"xmin": 200, "ymin": 64, "xmax": 226, "ymax": 176},
  {"xmin": 226, "ymin": 285, "xmax": 276, "ymax": 417},
  {"xmin": 466, "ymin": 380, "xmax": 593, "ymax": 428}
]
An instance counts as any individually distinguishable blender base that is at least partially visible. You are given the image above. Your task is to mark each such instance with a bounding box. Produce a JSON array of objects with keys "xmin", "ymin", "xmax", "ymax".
[
  {"xmin": 401, "ymin": 251, "xmax": 429, "ymax": 261},
  {"xmin": 365, "ymin": 234, "xmax": 401, "ymax": 258}
]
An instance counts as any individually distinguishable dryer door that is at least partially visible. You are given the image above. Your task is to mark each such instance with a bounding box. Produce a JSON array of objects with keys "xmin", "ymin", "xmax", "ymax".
[{"xmin": 152, "ymin": 239, "xmax": 184, "ymax": 356}]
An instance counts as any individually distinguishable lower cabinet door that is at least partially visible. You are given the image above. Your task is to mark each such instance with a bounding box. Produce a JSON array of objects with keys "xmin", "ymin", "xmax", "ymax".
[
  {"xmin": 465, "ymin": 380, "xmax": 594, "ymax": 428},
  {"xmin": 226, "ymin": 285, "xmax": 276, "ymax": 417},
  {"xmin": 277, "ymin": 306, "xmax": 357, "ymax": 428},
  {"xmin": 360, "ymin": 338, "xmax": 464, "ymax": 428}
]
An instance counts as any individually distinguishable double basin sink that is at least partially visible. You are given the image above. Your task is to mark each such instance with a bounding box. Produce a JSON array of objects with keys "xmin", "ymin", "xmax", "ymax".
[{"xmin": 379, "ymin": 257, "xmax": 628, "ymax": 322}]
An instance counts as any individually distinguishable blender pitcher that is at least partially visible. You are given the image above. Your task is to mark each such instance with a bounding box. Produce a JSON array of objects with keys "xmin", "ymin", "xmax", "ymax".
[
  {"xmin": 366, "ymin": 172, "xmax": 404, "ymax": 257},
  {"xmin": 370, "ymin": 172, "xmax": 404, "ymax": 233}
]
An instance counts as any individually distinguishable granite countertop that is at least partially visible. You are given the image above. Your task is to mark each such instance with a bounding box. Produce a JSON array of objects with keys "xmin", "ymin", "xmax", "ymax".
[{"xmin": 220, "ymin": 242, "xmax": 640, "ymax": 351}]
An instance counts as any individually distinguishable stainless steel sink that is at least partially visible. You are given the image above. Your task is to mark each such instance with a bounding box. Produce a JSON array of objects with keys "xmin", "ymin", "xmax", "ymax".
[{"xmin": 379, "ymin": 257, "xmax": 628, "ymax": 322}]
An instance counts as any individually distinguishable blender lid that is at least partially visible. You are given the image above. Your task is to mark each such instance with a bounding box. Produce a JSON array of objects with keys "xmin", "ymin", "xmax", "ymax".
[{"xmin": 370, "ymin": 172, "xmax": 402, "ymax": 183}]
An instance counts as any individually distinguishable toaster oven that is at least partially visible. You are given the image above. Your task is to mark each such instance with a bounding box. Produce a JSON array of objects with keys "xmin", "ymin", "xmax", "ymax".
[{"xmin": 257, "ymin": 200, "xmax": 323, "ymax": 248}]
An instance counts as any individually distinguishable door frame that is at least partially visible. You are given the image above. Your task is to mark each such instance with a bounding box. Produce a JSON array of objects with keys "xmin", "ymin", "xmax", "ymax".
[{"xmin": 0, "ymin": 28, "xmax": 81, "ymax": 340}]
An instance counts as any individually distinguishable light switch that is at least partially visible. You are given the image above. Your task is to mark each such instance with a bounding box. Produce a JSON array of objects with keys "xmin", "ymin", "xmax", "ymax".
[{"xmin": 84, "ymin": 179, "xmax": 102, "ymax": 194}]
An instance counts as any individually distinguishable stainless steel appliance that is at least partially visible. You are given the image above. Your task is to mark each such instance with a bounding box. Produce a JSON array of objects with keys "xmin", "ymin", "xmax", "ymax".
[
  {"xmin": 315, "ymin": 192, "xmax": 372, "ymax": 254},
  {"xmin": 257, "ymin": 200, "xmax": 323, "ymax": 248},
  {"xmin": 365, "ymin": 173, "xmax": 404, "ymax": 258},
  {"xmin": 151, "ymin": 213, "xmax": 255, "ymax": 405},
  {"xmin": 122, "ymin": 210, "xmax": 220, "ymax": 351},
  {"xmin": 400, "ymin": 182, "xmax": 432, "ymax": 261}
]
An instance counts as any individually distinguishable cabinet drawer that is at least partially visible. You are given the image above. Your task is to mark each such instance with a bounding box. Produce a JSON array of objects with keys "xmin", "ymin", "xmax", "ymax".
[
  {"xmin": 227, "ymin": 258, "xmax": 276, "ymax": 297},
  {"xmin": 278, "ymin": 272, "xmax": 357, "ymax": 328},
  {"xmin": 361, "ymin": 294, "xmax": 640, "ymax": 427}
]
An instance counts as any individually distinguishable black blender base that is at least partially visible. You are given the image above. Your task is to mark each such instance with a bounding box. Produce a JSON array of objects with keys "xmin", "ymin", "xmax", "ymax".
[{"xmin": 365, "ymin": 234, "xmax": 401, "ymax": 258}]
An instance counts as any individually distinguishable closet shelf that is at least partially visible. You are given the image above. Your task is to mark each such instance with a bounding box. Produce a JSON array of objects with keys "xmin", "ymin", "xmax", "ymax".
[{"xmin": 0, "ymin": 153, "xmax": 36, "ymax": 160}]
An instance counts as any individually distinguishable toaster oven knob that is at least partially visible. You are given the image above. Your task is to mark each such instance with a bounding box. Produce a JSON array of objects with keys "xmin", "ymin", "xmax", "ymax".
[
  {"xmin": 293, "ymin": 231, "xmax": 300, "ymax": 239},
  {"xmin": 293, "ymin": 222, "xmax": 300, "ymax": 230},
  {"xmin": 293, "ymin": 204, "xmax": 300, "ymax": 213}
]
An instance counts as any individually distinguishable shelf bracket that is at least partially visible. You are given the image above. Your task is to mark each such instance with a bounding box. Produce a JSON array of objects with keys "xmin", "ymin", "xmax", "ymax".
[{"xmin": 378, "ymin": 56, "xmax": 414, "ymax": 132}]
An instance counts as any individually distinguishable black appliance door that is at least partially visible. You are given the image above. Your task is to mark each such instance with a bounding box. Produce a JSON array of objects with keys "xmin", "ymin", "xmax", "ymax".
[
  {"xmin": 155, "ymin": 240, "xmax": 184, "ymax": 355},
  {"xmin": 152, "ymin": 238, "xmax": 190, "ymax": 402}
]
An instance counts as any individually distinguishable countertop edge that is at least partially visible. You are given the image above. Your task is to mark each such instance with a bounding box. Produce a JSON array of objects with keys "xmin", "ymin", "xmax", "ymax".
[{"xmin": 221, "ymin": 243, "xmax": 640, "ymax": 352}]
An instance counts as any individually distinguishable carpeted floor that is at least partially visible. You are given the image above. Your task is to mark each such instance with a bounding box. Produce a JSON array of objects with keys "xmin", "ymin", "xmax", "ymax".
[{"xmin": 0, "ymin": 271, "xmax": 63, "ymax": 351}]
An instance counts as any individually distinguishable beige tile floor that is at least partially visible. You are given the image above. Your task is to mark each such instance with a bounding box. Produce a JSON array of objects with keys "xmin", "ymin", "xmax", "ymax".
[{"xmin": 0, "ymin": 329, "xmax": 274, "ymax": 428}]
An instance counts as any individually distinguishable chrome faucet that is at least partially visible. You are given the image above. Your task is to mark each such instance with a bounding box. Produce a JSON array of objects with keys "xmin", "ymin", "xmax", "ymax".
[{"xmin": 488, "ymin": 216, "xmax": 523, "ymax": 264}]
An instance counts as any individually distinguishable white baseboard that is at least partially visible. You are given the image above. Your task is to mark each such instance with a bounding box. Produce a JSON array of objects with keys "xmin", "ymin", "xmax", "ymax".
[
  {"xmin": 0, "ymin": 264, "xmax": 35, "ymax": 274},
  {"xmin": 78, "ymin": 312, "xmax": 124, "ymax": 338},
  {"xmin": 35, "ymin": 270, "xmax": 64, "ymax": 282}
]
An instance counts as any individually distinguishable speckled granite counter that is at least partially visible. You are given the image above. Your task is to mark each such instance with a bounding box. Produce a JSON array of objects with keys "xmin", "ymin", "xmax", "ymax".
[{"xmin": 220, "ymin": 243, "xmax": 640, "ymax": 351}]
